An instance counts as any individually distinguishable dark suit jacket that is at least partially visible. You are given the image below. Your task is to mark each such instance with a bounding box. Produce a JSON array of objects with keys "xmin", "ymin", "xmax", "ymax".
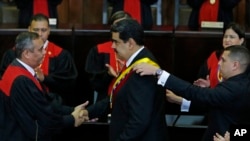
[
  {"xmin": 165, "ymin": 73, "xmax": 250, "ymax": 141},
  {"xmin": 87, "ymin": 47, "xmax": 168, "ymax": 141}
]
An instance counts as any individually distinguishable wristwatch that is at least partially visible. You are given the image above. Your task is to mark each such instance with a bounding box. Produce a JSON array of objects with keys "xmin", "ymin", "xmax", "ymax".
[{"xmin": 155, "ymin": 69, "xmax": 163, "ymax": 77}]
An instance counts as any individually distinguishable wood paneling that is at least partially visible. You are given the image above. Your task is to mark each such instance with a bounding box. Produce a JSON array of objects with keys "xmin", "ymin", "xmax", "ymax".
[
  {"xmin": 0, "ymin": 0, "xmax": 248, "ymax": 27},
  {"xmin": 56, "ymin": 0, "xmax": 248, "ymax": 28},
  {"xmin": 57, "ymin": 0, "xmax": 69, "ymax": 24},
  {"xmin": 82, "ymin": 0, "xmax": 103, "ymax": 25},
  {"xmin": 68, "ymin": 0, "xmax": 83, "ymax": 24}
]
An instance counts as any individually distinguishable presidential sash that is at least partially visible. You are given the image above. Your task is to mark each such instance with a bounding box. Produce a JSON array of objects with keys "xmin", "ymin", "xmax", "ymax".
[{"xmin": 109, "ymin": 57, "xmax": 159, "ymax": 108}]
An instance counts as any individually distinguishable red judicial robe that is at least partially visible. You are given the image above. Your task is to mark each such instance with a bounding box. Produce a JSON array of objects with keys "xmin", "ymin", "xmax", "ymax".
[
  {"xmin": 85, "ymin": 41, "xmax": 123, "ymax": 102},
  {"xmin": 0, "ymin": 41, "xmax": 78, "ymax": 104},
  {"xmin": 85, "ymin": 41, "xmax": 124, "ymax": 121},
  {"xmin": 198, "ymin": 50, "xmax": 223, "ymax": 88},
  {"xmin": 187, "ymin": 0, "xmax": 241, "ymax": 30},
  {"xmin": 0, "ymin": 60, "xmax": 74, "ymax": 141},
  {"xmin": 207, "ymin": 51, "xmax": 223, "ymax": 88}
]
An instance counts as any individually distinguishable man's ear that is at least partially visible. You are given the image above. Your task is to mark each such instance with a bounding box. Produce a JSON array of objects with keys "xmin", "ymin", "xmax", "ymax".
[
  {"xmin": 232, "ymin": 61, "xmax": 240, "ymax": 71},
  {"xmin": 240, "ymin": 38, "xmax": 244, "ymax": 45},
  {"xmin": 128, "ymin": 38, "xmax": 135, "ymax": 48},
  {"xmin": 22, "ymin": 49, "xmax": 30, "ymax": 59}
]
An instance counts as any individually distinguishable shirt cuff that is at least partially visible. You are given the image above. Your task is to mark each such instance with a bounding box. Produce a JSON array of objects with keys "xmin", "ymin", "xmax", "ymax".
[
  {"xmin": 157, "ymin": 70, "xmax": 170, "ymax": 87},
  {"xmin": 181, "ymin": 98, "xmax": 191, "ymax": 112}
]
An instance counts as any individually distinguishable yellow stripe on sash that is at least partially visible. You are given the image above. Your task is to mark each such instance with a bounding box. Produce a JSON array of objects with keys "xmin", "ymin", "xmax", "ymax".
[
  {"xmin": 114, "ymin": 57, "xmax": 159, "ymax": 85},
  {"xmin": 109, "ymin": 57, "xmax": 159, "ymax": 108}
]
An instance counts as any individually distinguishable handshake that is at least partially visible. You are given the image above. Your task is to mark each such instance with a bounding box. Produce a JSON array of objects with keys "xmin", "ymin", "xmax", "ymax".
[{"xmin": 71, "ymin": 101, "xmax": 97, "ymax": 127}]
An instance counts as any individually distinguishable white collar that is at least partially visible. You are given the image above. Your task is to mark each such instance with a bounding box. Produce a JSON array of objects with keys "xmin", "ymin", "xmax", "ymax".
[
  {"xmin": 126, "ymin": 46, "xmax": 144, "ymax": 67},
  {"xmin": 16, "ymin": 59, "xmax": 35, "ymax": 76}
]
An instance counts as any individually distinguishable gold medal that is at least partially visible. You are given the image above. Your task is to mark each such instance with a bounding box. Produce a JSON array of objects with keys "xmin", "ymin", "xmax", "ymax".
[{"xmin": 210, "ymin": 0, "xmax": 215, "ymax": 5}]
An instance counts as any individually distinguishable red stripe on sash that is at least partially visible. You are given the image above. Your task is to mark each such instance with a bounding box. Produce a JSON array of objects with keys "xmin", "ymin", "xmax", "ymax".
[{"xmin": 110, "ymin": 71, "xmax": 133, "ymax": 106}]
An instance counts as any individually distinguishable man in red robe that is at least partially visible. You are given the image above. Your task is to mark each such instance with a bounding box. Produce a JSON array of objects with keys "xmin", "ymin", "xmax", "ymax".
[
  {"xmin": 187, "ymin": 0, "xmax": 241, "ymax": 30},
  {"xmin": 0, "ymin": 31, "xmax": 88, "ymax": 141},
  {"xmin": 15, "ymin": 0, "xmax": 62, "ymax": 28},
  {"xmin": 0, "ymin": 13, "xmax": 78, "ymax": 106}
]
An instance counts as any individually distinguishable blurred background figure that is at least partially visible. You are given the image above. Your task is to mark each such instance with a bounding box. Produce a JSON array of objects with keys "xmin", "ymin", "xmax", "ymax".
[
  {"xmin": 187, "ymin": 0, "xmax": 241, "ymax": 30},
  {"xmin": 108, "ymin": 0, "xmax": 158, "ymax": 30},
  {"xmin": 15, "ymin": 0, "xmax": 62, "ymax": 28}
]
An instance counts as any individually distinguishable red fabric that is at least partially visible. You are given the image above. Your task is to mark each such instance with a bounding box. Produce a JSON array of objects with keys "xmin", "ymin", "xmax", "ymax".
[
  {"xmin": 107, "ymin": 65, "xmax": 127, "ymax": 96},
  {"xmin": 40, "ymin": 42, "xmax": 62, "ymax": 76},
  {"xmin": 38, "ymin": 42, "xmax": 62, "ymax": 92},
  {"xmin": 111, "ymin": 72, "xmax": 132, "ymax": 106},
  {"xmin": 199, "ymin": 0, "xmax": 219, "ymax": 26},
  {"xmin": 207, "ymin": 51, "xmax": 222, "ymax": 88},
  {"xmin": 33, "ymin": 0, "xmax": 49, "ymax": 17},
  {"xmin": 108, "ymin": 78, "xmax": 116, "ymax": 96},
  {"xmin": 97, "ymin": 41, "xmax": 124, "ymax": 74},
  {"xmin": 0, "ymin": 65, "xmax": 43, "ymax": 96},
  {"xmin": 108, "ymin": 67, "xmax": 133, "ymax": 107},
  {"xmin": 97, "ymin": 41, "xmax": 117, "ymax": 71},
  {"xmin": 124, "ymin": 0, "xmax": 141, "ymax": 24}
]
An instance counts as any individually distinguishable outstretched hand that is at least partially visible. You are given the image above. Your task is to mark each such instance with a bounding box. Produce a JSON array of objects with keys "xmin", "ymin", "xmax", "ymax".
[
  {"xmin": 72, "ymin": 101, "xmax": 89, "ymax": 127},
  {"xmin": 193, "ymin": 75, "xmax": 210, "ymax": 87},
  {"xmin": 74, "ymin": 101, "xmax": 89, "ymax": 111},
  {"xmin": 133, "ymin": 62, "xmax": 159, "ymax": 76},
  {"xmin": 74, "ymin": 101, "xmax": 99, "ymax": 124},
  {"xmin": 213, "ymin": 131, "xmax": 230, "ymax": 141},
  {"xmin": 165, "ymin": 89, "xmax": 183, "ymax": 105}
]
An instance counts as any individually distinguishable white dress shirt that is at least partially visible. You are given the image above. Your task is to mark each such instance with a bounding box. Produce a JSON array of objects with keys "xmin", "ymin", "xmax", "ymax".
[{"xmin": 157, "ymin": 70, "xmax": 191, "ymax": 112}]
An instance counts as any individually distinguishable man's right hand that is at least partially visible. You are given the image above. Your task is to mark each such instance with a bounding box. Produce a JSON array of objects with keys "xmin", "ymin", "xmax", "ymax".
[
  {"xmin": 166, "ymin": 89, "xmax": 183, "ymax": 105},
  {"xmin": 71, "ymin": 101, "xmax": 89, "ymax": 127}
]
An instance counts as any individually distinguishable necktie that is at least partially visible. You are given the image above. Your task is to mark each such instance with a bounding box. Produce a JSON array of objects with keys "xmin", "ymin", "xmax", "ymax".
[{"xmin": 34, "ymin": 73, "xmax": 38, "ymax": 80}]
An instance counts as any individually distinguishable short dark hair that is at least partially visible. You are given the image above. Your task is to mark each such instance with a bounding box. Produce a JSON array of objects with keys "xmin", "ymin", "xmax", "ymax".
[
  {"xmin": 110, "ymin": 19, "xmax": 144, "ymax": 46},
  {"xmin": 225, "ymin": 45, "xmax": 250, "ymax": 71},
  {"xmin": 29, "ymin": 13, "xmax": 49, "ymax": 26},
  {"xmin": 15, "ymin": 32, "xmax": 40, "ymax": 58},
  {"xmin": 109, "ymin": 11, "xmax": 132, "ymax": 25}
]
